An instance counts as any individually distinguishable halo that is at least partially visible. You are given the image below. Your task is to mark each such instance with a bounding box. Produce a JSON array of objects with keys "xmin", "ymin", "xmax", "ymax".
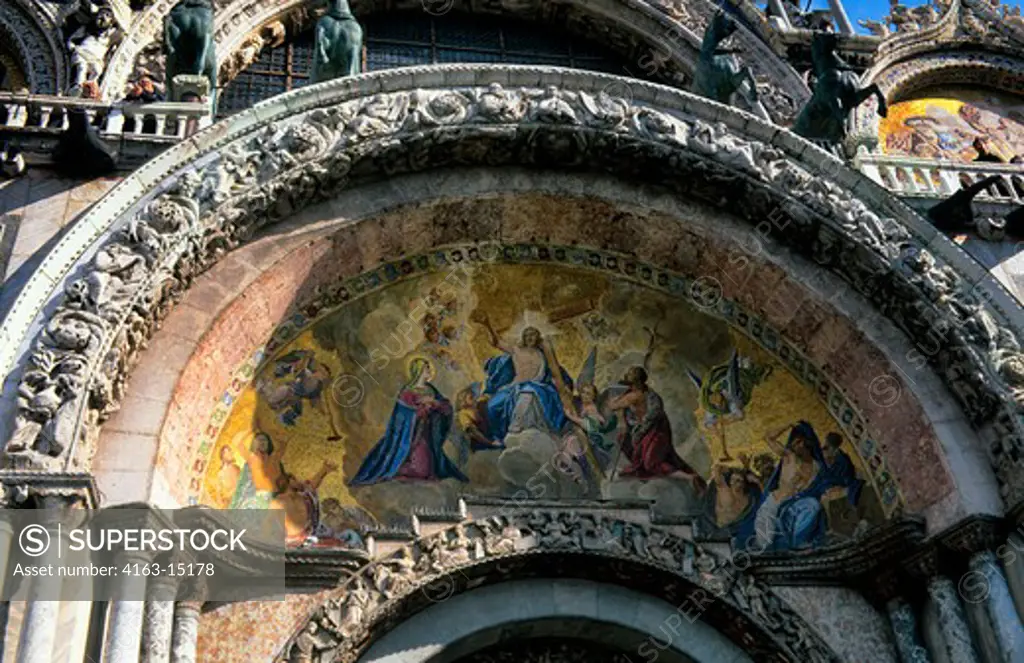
[
  {"xmin": 506, "ymin": 312, "xmax": 560, "ymax": 345},
  {"xmin": 405, "ymin": 354, "xmax": 434, "ymax": 374}
]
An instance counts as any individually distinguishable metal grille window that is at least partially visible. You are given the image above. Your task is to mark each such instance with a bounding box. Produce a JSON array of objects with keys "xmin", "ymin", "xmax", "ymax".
[{"xmin": 218, "ymin": 12, "xmax": 628, "ymax": 116}]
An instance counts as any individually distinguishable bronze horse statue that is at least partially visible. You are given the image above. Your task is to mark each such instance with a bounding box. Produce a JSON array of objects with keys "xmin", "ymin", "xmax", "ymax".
[
  {"xmin": 692, "ymin": 13, "xmax": 760, "ymax": 111},
  {"xmin": 164, "ymin": 0, "xmax": 217, "ymax": 106},
  {"xmin": 312, "ymin": 0, "xmax": 364, "ymax": 83},
  {"xmin": 793, "ymin": 32, "xmax": 887, "ymax": 146}
]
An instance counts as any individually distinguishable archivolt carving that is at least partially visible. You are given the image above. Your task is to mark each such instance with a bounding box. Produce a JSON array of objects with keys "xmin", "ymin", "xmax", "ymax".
[
  {"xmin": 278, "ymin": 512, "xmax": 840, "ymax": 663},
  {"xmin": 0, "ymin": 0, "xmax": 66, "ymax": 93},
  {"xmin": 2, "ymin": 66, "xmax": 1023, "ymax": 505}
]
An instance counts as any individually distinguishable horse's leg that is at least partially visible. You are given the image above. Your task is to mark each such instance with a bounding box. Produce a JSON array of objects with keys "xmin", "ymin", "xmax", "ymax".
[
  {"xmin": 851, "ymin": 84, "xmax": 887, "ymax": 117},
  {"xmin": 740, "ymin": 66, "xmax": 760, "ymax": 103},
  {"xmin": 205, "ymin": 51, "xmax": 218, "ymax": 109}
]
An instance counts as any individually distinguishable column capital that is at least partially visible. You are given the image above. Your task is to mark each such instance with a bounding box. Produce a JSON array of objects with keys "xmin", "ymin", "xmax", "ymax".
[
  {"xmin": 936, "ymin": 516, "xmax": 1006, "ymax": 557},
  {"xmin": 0, "ymin": 470, "xmax": 98, "ymax": 509}
]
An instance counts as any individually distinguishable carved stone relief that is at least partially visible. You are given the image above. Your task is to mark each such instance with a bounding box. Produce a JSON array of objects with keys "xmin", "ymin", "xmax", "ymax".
[{"xmin": 279, "ymin": 513, "xmax": 840, "ymax": 663}]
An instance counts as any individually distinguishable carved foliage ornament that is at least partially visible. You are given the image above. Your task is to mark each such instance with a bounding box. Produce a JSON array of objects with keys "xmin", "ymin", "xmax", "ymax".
[
  {"xmin": 5, "ymin": 78, "xmax": 1024, "ymax": 505},
  {"xmin": 280, "ymin": 513, "xmax": 839, "ymax": 663}
]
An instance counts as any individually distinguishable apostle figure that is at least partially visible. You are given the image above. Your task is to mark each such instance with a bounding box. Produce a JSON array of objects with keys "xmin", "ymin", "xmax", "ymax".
[
  {"xmin": 230, "ymin": 432, "xmax": 285, "ymax": 509},
  {"xmin": 349, "ymin": 357, "xmax": 468, "ymax": 485},
  {"xmin": 701, "ymin": 461, "xmax": 761, "ymax": 546},
  {"xmin": 748, "ymin": 421, "xmax": 856, "ymax": 552},
  {"xmin": 606, "ymin": 366, "xmax": 705, "ymax": 488}
]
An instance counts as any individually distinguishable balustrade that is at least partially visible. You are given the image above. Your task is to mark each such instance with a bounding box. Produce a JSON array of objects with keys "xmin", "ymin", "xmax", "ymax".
[
  {"xmin": 856, "ymin": 153, "xmax": 1024, "ymax": 204},
  {"xmin": 0, "ymin": 93, "xmax": 211, "ymax": 142}
]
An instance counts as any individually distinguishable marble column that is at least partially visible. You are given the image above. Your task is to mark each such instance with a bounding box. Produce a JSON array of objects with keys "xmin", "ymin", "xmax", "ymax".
[
  {"xmin": 968, "ymin": 551, "xmax": 1024, "ymax": 663},
  {"xmin": 15, "ymin": 515, "xmax": 63, "ymax": 663},
  {"xmin": 15, "ymin": 599, "xmax": 63, "ymax": 663},
  {"xmin": 926, "ymin": 576, "xmax": 981, "ymax": 663},
  {"xmin": 0, "ymin": 518, "xmax": 15, "ymax": 595},
  {"xmin": 104, "ymin": 600, "xmax": 147, "ymax": 663},
  {"xmin": 103, "ymin": 555, "xmax": 150, "ymax": 663},
  {"xmin": 170, "ymin": 601, "xmax": 202, "ymax": 663},
  {"xmin": 140, "ymin": 575, "xmax": 179, "ymax": 663},
  {"xmin": 887, "ymin": 596, "xmax": 932, "ymax": 663},
  {"xmin": 1000, "ymin": 533, "xmax": 1024, "ymax": 623},
  {"xmin": 0, "ymin": 518, "xmax": 14, "ymax": 655}
]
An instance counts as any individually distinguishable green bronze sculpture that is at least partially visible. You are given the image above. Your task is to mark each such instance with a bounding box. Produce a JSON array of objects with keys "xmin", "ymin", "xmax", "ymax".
[
  {"xmin": 692, "ymin": 13, "xmax": 760, "ymax": 111},
  {"xmin": 793, "ymin": 32, "xmax": 887, "ymax": 147},
  {"xmin": 311, "ymin": 0, "xmax": 363, "ymax": 84},
  {"xmin": 163, "ymin": 0, "xmax": 217, "ymax": 106}
]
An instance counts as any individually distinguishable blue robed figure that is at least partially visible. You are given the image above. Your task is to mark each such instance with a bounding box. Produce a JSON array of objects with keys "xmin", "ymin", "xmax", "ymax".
[
  {"xmin": 349, "ymin": 358, "xmax": 468, "ymax": 486},
  {"xmin": 745, "ymin": 421, "xmax": 862, "ymax": 552},
  {"xmin": 481, "ymin": 325, "xmax": 573, "ymax": 443}
]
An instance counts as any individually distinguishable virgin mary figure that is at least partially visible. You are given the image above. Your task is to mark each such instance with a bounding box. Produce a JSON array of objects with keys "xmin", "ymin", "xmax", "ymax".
[{"xmin": 349, "ymin": 357, "xmax": 468, "ymax": 486}]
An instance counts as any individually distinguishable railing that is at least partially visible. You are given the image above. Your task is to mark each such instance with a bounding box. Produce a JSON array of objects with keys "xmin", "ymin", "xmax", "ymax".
[
  {"xmin": 855, "ymin": 152, "xmax": 1024, "ymax": 204},
  {"xmin": 0, "ymin": 92, "xmax": 212, "ymax": 141}
]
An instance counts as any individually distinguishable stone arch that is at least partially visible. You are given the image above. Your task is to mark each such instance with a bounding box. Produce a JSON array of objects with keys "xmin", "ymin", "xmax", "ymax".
[
  {"xmin": 276, "ymin": 511, "xmax": 841, "ymax": 662},
  {"xmin": 97, "ymin": 0, "xmax": 806, "ymax": 121},
  {"xmin": 0, "ymin": 0, "xmax": 67, "ymax": 93},
  {"xmin": 1, "ymin": 64, "xmax": 1022, "ymax": 514},
  {"xmin": 362, "ymin": 585, "xmax": 735, "ymax": 663}
]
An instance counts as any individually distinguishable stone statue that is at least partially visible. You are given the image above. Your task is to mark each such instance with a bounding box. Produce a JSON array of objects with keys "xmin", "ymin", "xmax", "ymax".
[
  {"xmin": 311, "ymin": 0, "xmax": 363, "ymax": 84},
  {"xmin": 68, "ymin": 5, "xmax": 117, "ymax": 95},
  {"xmin": 164, "ymin": 0, "xmax": 217, "ymax": 105},
  {"xmin": 858, "ymin": 18, "xmax": 890, "ymax": 36},
  {"xmin": 692, "ymin": 13, "xmax": 759, "ymax": 111},
  {"xmin": 793, "ymin": 32, "xmax": 887, "ymax": 147}
]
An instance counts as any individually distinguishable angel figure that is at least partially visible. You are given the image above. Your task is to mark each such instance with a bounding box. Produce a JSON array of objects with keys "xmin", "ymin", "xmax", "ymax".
[
  {"xmin": 688, "ymin": 350, "xmax": 772, "ymax": 461},
  {"xmin": 257, "ymin": 350, "xmax": 337, "ymax": 431},
  {"xmin": 560, "ymin": 347, "xmax": 619, "ymax": 483}
]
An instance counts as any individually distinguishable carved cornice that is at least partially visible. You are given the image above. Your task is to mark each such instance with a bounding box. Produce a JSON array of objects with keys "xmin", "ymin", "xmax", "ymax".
[
  {"xmin": 933, "ymin": 514, "xmax": 1006, "ymax": 555},
  {"xmin": 2, "ymin": 65, "xmax": 1024, "ymax": 514},
  {"xmin": 277, "ymin": 510, "xmax": 841, "ymax": 663},
  {"xmin": 745, "ymin": 517, "xmax": 927, "ymax": 586}
]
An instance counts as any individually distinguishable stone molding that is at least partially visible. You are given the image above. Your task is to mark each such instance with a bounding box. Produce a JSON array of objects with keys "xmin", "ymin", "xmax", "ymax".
[
  {"xmin": 277, "ymin": 510, "xmax": 841, "ymax": 663},
  {"xmin": 2, "ymin": 65, "xmax": 1024, "ymax": 509}
]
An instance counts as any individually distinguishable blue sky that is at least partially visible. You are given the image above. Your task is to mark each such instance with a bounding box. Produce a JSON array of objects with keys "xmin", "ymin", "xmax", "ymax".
[{"xmin": 761, "ymin": 0, "xmax": 1023, "ymax": 34}]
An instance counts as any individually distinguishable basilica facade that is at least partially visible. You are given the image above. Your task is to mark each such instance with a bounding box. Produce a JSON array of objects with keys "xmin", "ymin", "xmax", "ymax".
[{"xmin": 1, "ymin": 0, "xmax": 1024, "ymax": 661}]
